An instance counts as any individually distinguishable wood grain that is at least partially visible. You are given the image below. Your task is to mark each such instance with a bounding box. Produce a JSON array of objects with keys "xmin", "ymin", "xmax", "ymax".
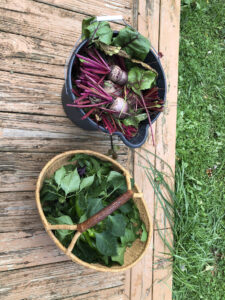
[
  {"xmin": 152, "ymin": 1, "xmax": 180, "ymax": 299},
  {"xmin": 0, "ymin": 261, "xmax": 125, "ymax": 300},
  {"xmin": 0, "ymin": 192, "xmax": 41, "ymax": 232},
  {"xmin": 0, "ymin": 230, "xmax": 70, "ymax": 271},
  {"xmin": 34, "ymin": 0, "xmax": 132, "ymax": 24},
  {"xmin": 0, "ymin": 70, "xmax": 65, "ymax": 116},
  {"xmin": 129, "ymin": 0, "xmax": 160, "ymax": 299},
  {"xmin": 0, "ymin": 0, "xmax": 124, "ymax": 46},
  {"xmin": 0, "ymin": 31, "xmax": 68, "ymax": 78}
]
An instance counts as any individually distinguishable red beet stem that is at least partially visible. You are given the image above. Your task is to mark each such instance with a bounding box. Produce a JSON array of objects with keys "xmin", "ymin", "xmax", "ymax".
[
  {"xmin": 84, "ymin": 68, "xmax": 110, "ymax": 74},
  {"xmin": 82, "ymin": 62, "xmax": 108, "ymax": 72},
  {"xmin": 140, "ymin": 92, "xmax": 155, "ymax": 146},
  {"xmin": 80, "ymin": 68, "xmax": 100, "ymax": 81},
  {"xmin": 98, "ymin": 75, "xmax": 106, "ymax": 85},
  {"xmin": 76, "ymin": 54, "xmax": 105, "ymax": 69},
  {"xmin": 74, "ymin": 94, "xmax": 88, "ymax": 103},
  {"xmin": 86, "ymin": 50, "xmax": 101, "ymax": 62},
  {"xmin": 109, "ymin": 114, "xmax": 117, "ymax": 131},
  {"xmin": 72, "ymin": 88, "xmax": 80, "ymax": 97},
  {"xmin": 85, "ymin": 74, "xmax": 112, "ymax": 99},
  {"xmin": 77, "ymin": 83, "xmax": 112, "ymax": 100},
  {"xmin": 77, "ymin": 100, "xmax": 91, "ymax": 105},
  {"xmin": 99, "ymin": 106, "xmax": 131, "ymax": 116},
  {"xmin": 67, "ymin": 101, "xmax": 108, "ymax": 108},
  {"xmin": 93, "ymin": 47, "xmax": 111, "ymax": 71},
  {"xmin": 102, "ymin": 115, "xmax": 113, "ymax": 134},
  {"xmin": 81, "ymin": 108, "xmax": 95, "ymax": 120},
  {"xmin": 86, "ymin": 81, "xmax": 112, "ymax": 100}
]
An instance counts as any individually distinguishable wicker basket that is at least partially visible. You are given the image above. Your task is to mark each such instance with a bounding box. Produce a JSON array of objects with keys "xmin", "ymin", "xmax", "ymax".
[{"xmin": 35, "ymin": 150, "xmax": 152, "ymax": 272}]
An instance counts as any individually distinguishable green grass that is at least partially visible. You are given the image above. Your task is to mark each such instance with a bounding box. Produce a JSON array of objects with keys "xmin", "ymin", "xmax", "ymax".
[{"xmin": 173, "ymin": 1, "xmax": 225, "ymax": 299}]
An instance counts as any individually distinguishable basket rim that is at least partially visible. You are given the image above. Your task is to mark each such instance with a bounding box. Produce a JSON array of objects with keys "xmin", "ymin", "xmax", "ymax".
[{"xmin": 35, "ymin": 149, "xmax": 152, "ymax": 272}]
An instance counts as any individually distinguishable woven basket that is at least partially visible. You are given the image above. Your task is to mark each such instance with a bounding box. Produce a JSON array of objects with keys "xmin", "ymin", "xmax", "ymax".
[{"xmin": 36, "ymin": 150, "xmax": 152, "ymax": 272}]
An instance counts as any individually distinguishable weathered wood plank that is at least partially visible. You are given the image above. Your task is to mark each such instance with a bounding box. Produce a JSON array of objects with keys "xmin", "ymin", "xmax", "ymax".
[
  {"xmin": 0, "ymin": 70, "xmax": 65, "ymax": 116},
  {"xmin": 61, "ymin": 287, "xmax": 125, "ymax": 300},
  {"xmin": 0, "ymin": 152, "xmax": 54, "ymax": 192},
  {"xmin": 34, "ymin": 0, "xmax": 132, "ymax": 24},
  {"xmin": 0, "ymin": 192, "xmax": 41, "ymax": 232},
  {"xmin": 152, "ymin": 0, "xmax": 180, "ymax": 299},
  {"xmin": 0, "ymin": 32, "xmax": 67, "ymax": 78},
  {"xmin": 0, "ymin": 230, "xmax": 70, "ymax": 271},
  {"xmin": 0, "ymin": 0, "xmax": 124, "ymax": 46},
  {"xmin": 0, "ymin": 261, "xmax": 125, "ymax": 300},
  {"xmin": 129, "ymin": 0, "xmax": 160, "ymax": 299}
]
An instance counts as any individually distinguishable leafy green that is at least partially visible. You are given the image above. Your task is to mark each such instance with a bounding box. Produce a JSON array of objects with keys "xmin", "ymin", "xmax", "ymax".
[
  {"xmin": 121, "ymin": 228, "xmax": 136, "ymax": 246},
  {"xmin": 48, "ymin": 215, "xmax": 74, "ymax": 244},
  {"xmin": 106, "ymin": 214, "xmax": 127, "ymax": 237},
  {"xmin": 141, "ymin": 223, "xmax": 148, "ymax": 242},
  {"xmin": 61, "ymin": 168, "xmax": 80, "ymax": 195},
  {"xmin": 113, "ymin": 26, "xmax": 150, "ymax": 61},
  {"xmin": 119, "ymin": 201, "xmax": 132, "ymax": 214},
  {"xmin": 107, "ymin": 171, "xmax": 127, "ymax": 193},
  {"xmin": 87, "ymin": 197, "xmax": 104, "ymax": 217},
  {"xmin": 112, "ymin": 246, "xmax": 126, "ymax": 265},
  {"xmin": 82, "ymin": 19, "xmax": 113, "ymax": 45},
  {"xmin": 80, "ymin": 175, "xmax": 95, "ymax": 191},
  {"xmin": 40, "ymin": 154, "xmax": 148, "ymax": 267},
  {"xmin": 54, "ymin": 166, "xmax": 66, "ymax": 186},
  {"xmin": 82, "ymin": 17, "xmax": 96, "ymax": 38},
  {"xmin": 95, "ymin": 232, "xmax": 117, "ymax": 256},
  {"xmin": 122, "ymin": 113, "xmax": 148, "ymax": 129},
  {"xmin": 128, "ymin": 66, "xmax": 156, "ymax": 96}
]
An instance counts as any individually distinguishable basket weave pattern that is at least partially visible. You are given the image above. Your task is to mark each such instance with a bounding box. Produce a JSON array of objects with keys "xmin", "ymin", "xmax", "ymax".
[{"xmin": 36, "ymin": 150, "xmax": 152, "ymax": 272}]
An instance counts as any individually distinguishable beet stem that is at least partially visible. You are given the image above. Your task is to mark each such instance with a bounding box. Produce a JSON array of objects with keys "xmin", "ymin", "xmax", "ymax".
[
  {"xmin": 140, "ymin": 92, "xmax": 155, "ymax": 146},
  {"xmin": 67, "ymin": 101, "xmax": 108, "ymax": 108}
]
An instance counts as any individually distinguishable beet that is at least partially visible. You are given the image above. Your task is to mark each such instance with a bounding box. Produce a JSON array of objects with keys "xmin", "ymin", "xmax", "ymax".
[
  {"xmin": 108, "ymin": 65, "xmax": 128, "ymax": 85},
  {"xmin": 103, "ymin": 80, "xmax": 123, "ymax": 97},
  {"xmin": 110, "ymin": 97, "xmax": 128, "ymax": 119}
]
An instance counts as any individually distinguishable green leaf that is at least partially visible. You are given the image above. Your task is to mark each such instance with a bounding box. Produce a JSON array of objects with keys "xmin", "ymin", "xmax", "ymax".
[
  {"xmin": 107, "ymin": 171, "xmax": 127, "ymax": 192},
  {"xmin": 113, "ymin": 26, "xmax": 150, "ymax": 61},
  {"xmin": 75, "ymin": 192, "xmax": 86, "ymax": 218},
  {"xmin": 47, "ymin": 215, "xmax": 74, "ymax": 242},
  {"xmin": 59, "ymin": 196, "xmax": 66, "ymax": 203},
  {"xmin": 121, "ymin": 228, "xmax": 136, "ymax": 246},
  {"xmin": 61, "ymin": 168, "xmax": 80, "ymax": 195},
  {"xmin": 40, "ymin": 182, "xmax": 58, "ymax": 203},
  {"xmin": 82, "ymin": 17, "xmax": 96, "ymax": 38},
  {"xmin": 86, "ymin": 21, "xmax": 113, "ymax": 45},
  {"xmin": 128, "ymin": 66, "xmax": 156, "ymax": 95},
  {"xmin": 41, "ymin": 189, "xmax": 58, "ymax": 203},
  {"xmin": 141, "ymin": 223, "xmax": 148, "ymax": 242},
  {"xmin": 106, "ymin": 214, "xmax": 127, "ymax": 237},
  {"xmin": 79, "ymin": 214, "xmax": 87, "ymax": 223},
  {"xmin": 87, "ymin": 198, "xmax": 104, "ymax": 217},
  {"xmin": 48, "ymin": 215, "xmax": 74, "ymax": 225},
  {"xmin": 112, "ymin": 246, "xmax": 126, "ymax": 265},
  {"xmin": 95, "ymin": 232, "xmax": 118, "ymax": 256},
  {"xmin": 122, "ymin": 113, "xmax": 148, "ymax": 129},
  {"xmin": 80, "ymin": 175, "xmax": 95, "ymax": 191},
  {"xmin": 119, "ymin": 201, "xmax": 133, "ymax": 214},
  {"xmin": 54, "ymin": 166, "xmax": 66, "ymax": 186}
]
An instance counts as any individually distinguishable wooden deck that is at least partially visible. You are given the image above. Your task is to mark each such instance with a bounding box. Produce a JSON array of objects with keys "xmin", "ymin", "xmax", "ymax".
[{"xmin": 0, "ymin": 1, "xmax": 180, "ymax": 299}]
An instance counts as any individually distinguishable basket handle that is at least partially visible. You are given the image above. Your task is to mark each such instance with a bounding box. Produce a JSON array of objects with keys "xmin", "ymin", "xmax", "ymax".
[{"xmin": 77, "ymin": 190, "xmax": 134, "ymax": 233}]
